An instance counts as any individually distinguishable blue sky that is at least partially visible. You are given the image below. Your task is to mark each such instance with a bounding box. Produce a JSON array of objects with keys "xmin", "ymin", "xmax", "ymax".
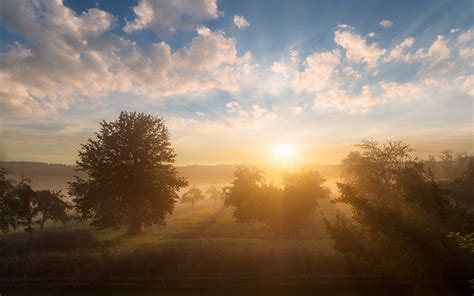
[{"xmin": 0, "ymin": 0, "xmax": 472, "ymax": 165}]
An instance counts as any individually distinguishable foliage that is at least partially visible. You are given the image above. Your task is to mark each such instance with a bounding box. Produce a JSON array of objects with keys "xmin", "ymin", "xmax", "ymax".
[
  {"xmin": 9, "ymin": 177, "xmax": 37, "ymax": 239},
  {"xmin": 68, "ymin": 111, "xmax": 187, "ymax": 234},
  {"xmin": 35, "ymin": 190, "xmax": 72, "ymax": 229},
  {"xmin": 223, "ymin": 166, "xmax": 330, "ymax": 235},
  {"xmin": 326, "ymin": 140, "xmax": 473, "ymax": 284},
  {"xmin": 446, "ymin": 158, "xmax": 474, "ymax": 209},
  {"xmin": 0, "ymin": 169, "xmax": 17, "ymax": 232},
  {"xmin": 181, "ymin": 186, "xmax": 205, "ymax": 207},
  {"xmin": 0, "ymin": 170, "xmax": 73, "ymax": 238}
]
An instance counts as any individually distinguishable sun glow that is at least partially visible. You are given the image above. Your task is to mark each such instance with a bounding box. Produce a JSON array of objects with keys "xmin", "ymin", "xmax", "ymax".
[{"xmin": 272, "ymin": 143, "xmax": 298, "ymax": 164}]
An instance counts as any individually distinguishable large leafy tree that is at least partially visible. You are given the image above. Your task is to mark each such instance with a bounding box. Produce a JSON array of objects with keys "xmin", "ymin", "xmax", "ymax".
[
  {"xmin": 326, "ymin": 140, "xmax": 473, "ymax": 287},
  {"xmin": 68, "ymin": 111, "xmax": 187, "ymax": 234}
]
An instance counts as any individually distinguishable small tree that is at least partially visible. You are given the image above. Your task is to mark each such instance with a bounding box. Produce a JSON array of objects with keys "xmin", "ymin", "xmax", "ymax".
[
  {"xmin": 205, "ymin": 184, "xmax": 222, "ymax": 204},
  {"xmin": 35, "ymin": 190, "xmax": 71, "ymax": 229},
  {"xmin": 68, "ymin": 111, "xmax": 187, "ymax": 234},
  {"xmin": 10, "ymin": 178, "xmax": 37, "ymax": 240},
  {"xmin": 181, "ymin": 186, "xmax": 205, "ymax": 207}
]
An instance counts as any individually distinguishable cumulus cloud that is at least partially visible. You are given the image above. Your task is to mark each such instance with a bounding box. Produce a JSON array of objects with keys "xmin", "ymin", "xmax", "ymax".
[
  {"xmin": 379, "ymin": 19, "xmax": 393, "ymax": 28},
  {"xmin": 123, "ymin": 0, "xmax": 219, "ymax": 37},
  {"xmin": 334, "ymin": 24, "xmax": 386, "ymax": 68},
  {"xmin": 293, "ymin": 49, "xmax": 341, "ymax": 94},
  {"xmin": 368, "ymin": 32, "xmax": 376, "ymax": 37},
  {"xmin": 425, "ymin": 35, "xmax": 450, "ymax": 63},
  {"xmin": 233, "ymin": 15, "xmax": 250, "ymax": 29},
  {"xmin": 271, "ymin": 60, "xmax": 288, "ymax": 76},
  {"xmin": 385, "ymin": 37, "xmax": 415, "ymax": 62},
  {"xmin": 0, "ymin": 0, "xmax": 255, "ymax": 116}
]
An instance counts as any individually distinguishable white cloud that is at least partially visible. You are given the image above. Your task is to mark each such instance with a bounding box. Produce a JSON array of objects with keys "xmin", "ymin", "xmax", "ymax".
[
  {"xmin": 271, "ymin": 60, "xmax": 288, "ymax": 76},
  {"xmin": 457, "ymin": 28, "xmax": 473, "ymax": 45},
  {"xmin": 342, "ymin": 66, "xmax": 361, "ymax": 79},
  {"xmin": 450, "ymin": 28, "xmax": 460, "ymax": 33},
  {"xmin": 368, "ymin": 32, "xmax": 376, "ymax": 37},
  {"xmin": 385, "ymin": 37, "xmax": 415, "ymax": 62},
  {"xmin": 226, "ymin": 101, "xmax": 241, "ymax": 113},
  {"xmin": 379, "ymin": 19, "xmax": 393, "ymax": 28},
  {"xmin": 293, "ymin": 49, "xmax": 341, "ymax": 94},
  {"xmin": 123, "ymin": 0, "xmax": 219, "ymax": 37},
  {"xmin": 334, "ymin": 24, "xmax": 386, "ymax": 68},
  {"xmin": 233, "ymin": 15, "xmax": 250, "ymax": 30},
  {"xmin": 313, "ymin": 87, "xmax": 382, "ymax": 114},
  {"xmin": 426, "ymin": 35, "xmax": 450, "ymax": 63},
  {"xmin": 459, "ymin": 48, "xmax": 474, "ymax": 60},
  {"xmin": 0, "ymin": 0, "xmax": 255, "ymax": 116}
]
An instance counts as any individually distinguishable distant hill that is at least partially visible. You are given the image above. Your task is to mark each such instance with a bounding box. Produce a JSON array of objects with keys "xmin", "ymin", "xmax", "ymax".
[{"xmin": 0, "ymin": 161, "xmax": 342, "ymax": 191}]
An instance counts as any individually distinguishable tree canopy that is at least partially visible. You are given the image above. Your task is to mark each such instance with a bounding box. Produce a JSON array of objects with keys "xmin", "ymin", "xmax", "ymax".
[
  {"xmin": 223, "ymin": 166, "xmax": 330, "ymax": 235},
  {"xmin": 181, "ymin": 186, "xmax": 205, "ymax": 207},
  {"xmin": 68, "ymin": 111, "xmax": 187, "ymax": 234}
]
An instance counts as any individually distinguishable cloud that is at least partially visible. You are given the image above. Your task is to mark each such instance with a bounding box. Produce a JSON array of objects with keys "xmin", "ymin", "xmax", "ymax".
[
  {"xmin": 233, "ymin": 15, "xmax": 250, "ymax": 30},
  {"xmin": 293, "ymin": 49, "xmax": 341, "ymax": 94},
  {"xmin": 334, "ymin": 24, "xmax": 386, "ymax": 68},
  {"xmin": 289, "ymin": 50, "xmax": 299, "ymax": 62},
  {"xmin": 0, "ymin": 0, "xmax": 256, "ymax": 116},
  {"xmin": 379, "ymin": 19, "xmax": 393, "ymax": 28},
  {"xmin": 425, "ymin": 35, "xmax": 450, "ymax": 63},
  {"xmin": 385, "ymin": 37, "xmax": 415, "ymax": 62},
  {"xmin": 313, "ymin": 87, "xmax": 382, "ymax": 114},
  {"xmin": 271, "ymin": 60, "xmax": 288, "ymax": 76},
  {"xmin": 123, "ymin": 0, "xmax": 219, "ymax": 37},
  {"xmin": 457, "ymin": 28, "xmax": 473, "ymax": 45},
  {"xmin": 368, "ymin": 32, "xmax": 376, "ymax": 37},
  {"xmin": 0, "ymin": 0, "xmax": 124, "ymax": 115},
  {"xmin": 450, "ymin": 28, "xmax": 460, "ymax": 33},
  {"xmin": 226, "ymin": 101, "xmax": 241, "ymax": 113}
]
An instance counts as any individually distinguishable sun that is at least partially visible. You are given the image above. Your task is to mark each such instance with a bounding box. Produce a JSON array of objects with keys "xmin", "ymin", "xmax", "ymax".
[{"xmin": 272, "ymin": 143, "xmax": 297, "ymax": 164}]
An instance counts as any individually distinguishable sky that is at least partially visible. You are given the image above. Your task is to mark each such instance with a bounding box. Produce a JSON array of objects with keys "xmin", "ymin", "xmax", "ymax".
[{"xmin": 0, "ymin": 0, "xmax": 472, "ymax": 165}]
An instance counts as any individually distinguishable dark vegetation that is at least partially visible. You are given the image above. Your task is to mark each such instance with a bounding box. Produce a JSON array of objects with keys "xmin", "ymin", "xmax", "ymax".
[{"xmin": 0, "ymin": 112, "xmax": 473, "ymax": 294}]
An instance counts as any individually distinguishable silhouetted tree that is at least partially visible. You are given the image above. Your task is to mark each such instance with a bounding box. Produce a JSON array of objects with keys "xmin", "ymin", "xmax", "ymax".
[
  {"xmin": 326, "ymin": 140, "xmax": 473, "ymax": 288},
  {"xmin": 223, "ymin": 166, "xmax": 266, "ymax": 225},
  {"xmin": 223, "ymin": 166, "xmax": 330, "ymax": 234},
  {"xmin": 205, "ymin": 184, "xmax": 222, "ymax": 204},
  {"xmin": 68, "ymin": 112, "xmax": 187, "ymax": 235},
  {"xmin": 181, "ymin": 186, "xmax": 205, "ymax": 207},
  {"xmin": 0, "ymin": 169, "xmax": 16, "ymax": 232},
  {"xmin": 10, "ymin": 178, "xmax": 37, "ymax": 240},
  {"xmin": 35, "ymin": 190, "xmax": 71, "ymax": 229}
]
